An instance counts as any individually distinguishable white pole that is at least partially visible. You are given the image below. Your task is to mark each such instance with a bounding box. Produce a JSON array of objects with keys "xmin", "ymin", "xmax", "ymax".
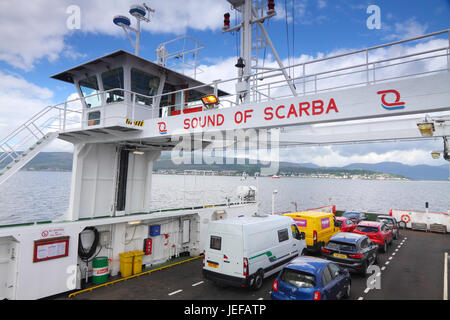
[
  {"xmin": 272, "ymin": 189, "xmax": 278, "ymax": 215},
  {"xmin": 135, "ymin": 18, "xmax": 141, "ymax": 56},
  {"xmin": 444, "ymin": 252, "xmax": 448, "ymax": 300}
]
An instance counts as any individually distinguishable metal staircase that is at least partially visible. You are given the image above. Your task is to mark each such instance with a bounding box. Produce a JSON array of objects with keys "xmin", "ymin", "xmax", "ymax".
[{"xmin": 0, "ymin": 106, "xmax": 62, "ymax": 186}]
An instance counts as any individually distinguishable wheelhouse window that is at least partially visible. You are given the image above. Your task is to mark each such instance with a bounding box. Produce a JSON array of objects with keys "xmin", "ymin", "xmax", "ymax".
[
  {"xmin": 159, "ymin": 83, "xmax": 176, "ymax": 117},
  {"xmin": 102, "ymin": 67, "xmax": 124, "ymax": 103},
  {"xmin": 160, "ymin": 83, "xmax": 207, "ymax": 116},
  {"xmin": 131, "ymin": 68, "xmax": 160, "ymax": 106},
  {"xmin": 78, "ymin": 75, "xmax": 101, "ymax": 108},
  {"xmin": 87, "ymin": 111, "xmax": 101, "ymax": 126}
]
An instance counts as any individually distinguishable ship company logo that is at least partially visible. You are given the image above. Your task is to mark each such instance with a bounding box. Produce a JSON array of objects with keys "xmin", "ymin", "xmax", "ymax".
[
  {"xmin": 157, "ymin": 122, "xmax": 167, "ymax": 135},
  {"xmin": 377, "ymin": 89, "xmax": 405, "ymax": 110}
]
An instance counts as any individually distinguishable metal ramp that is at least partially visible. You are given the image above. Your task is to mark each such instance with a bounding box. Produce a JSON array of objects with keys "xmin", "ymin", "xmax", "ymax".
[{"xmin": 0, "ymin": 106, "xmax": 61, "ymax": 186}]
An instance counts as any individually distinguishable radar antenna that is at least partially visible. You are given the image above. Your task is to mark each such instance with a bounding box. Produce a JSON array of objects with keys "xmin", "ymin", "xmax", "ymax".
[{"xmin": 113, "ymin": 3, "xmax": 155, "ymax": 56}]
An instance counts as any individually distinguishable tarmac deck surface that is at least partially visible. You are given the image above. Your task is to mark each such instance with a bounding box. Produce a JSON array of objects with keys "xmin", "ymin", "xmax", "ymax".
[{"xmin": 67, "ymin": 229, "xmax": 450, "ymax": 300}]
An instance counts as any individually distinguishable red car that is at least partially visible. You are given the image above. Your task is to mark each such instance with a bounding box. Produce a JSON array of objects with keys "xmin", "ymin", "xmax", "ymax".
[
  {"xmin": 335, "ymin": 217, "xmax": 357, "ymax": 232},
  {"xmin": 353, "ymin": 221, "xmax": 393, "ymax": 253}
]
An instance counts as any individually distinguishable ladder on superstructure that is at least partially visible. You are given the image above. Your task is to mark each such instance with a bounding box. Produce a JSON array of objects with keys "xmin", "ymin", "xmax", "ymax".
[{"xmin": 0, "ymin": 106, "xmax": 62, "ymax": 186}]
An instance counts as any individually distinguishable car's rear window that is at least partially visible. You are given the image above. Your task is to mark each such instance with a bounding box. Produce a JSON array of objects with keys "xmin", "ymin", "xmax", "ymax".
[
  {"xmin": 356, "ymin": 226, "xmax": 379, "ymax": 233},
  {"xmin": 281, "ymin": 269, "xmax": 316, "ymax": 288},
  {"xmin": 343, "ymin": 213, "xmax": 359, "ymax": 219},
  {"xmin": 377, "ymin": 218, "xmax": 394, "ymax": 225},
  {"xmin": 326, "ymin": 240, "xmax": 357, "ymax": 252}
]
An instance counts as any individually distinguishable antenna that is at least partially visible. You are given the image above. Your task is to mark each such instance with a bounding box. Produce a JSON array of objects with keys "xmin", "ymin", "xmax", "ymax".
[
  {"xmin": 113, "ymin": 3, "xmax": 155, "ymax": 56},
  {"xmin": 223, "ymin": 0, "xmax": 297, "ymax": 103}
]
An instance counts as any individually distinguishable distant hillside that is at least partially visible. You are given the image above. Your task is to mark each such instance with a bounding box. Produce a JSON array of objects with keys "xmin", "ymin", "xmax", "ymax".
[
  {"xmin": 0, "ymin": 152, "xmax": 73, "ymax": 171},
  {"xmin": 153, "ymin": 157, "xmax": 404, "ymax": 179},
  {"xmin": 1, "ymin": 152, "xmax": 448, "ymax": 181},
  {"xmin": 344, "ymin": 162, "xmax": 449, "ymax": 181}
]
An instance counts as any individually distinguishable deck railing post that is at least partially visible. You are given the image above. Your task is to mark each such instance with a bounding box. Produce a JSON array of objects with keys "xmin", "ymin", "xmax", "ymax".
[
  {"xmin": 366, "ymin": 49, "xmax": 369, "ymax": 84},
  {"xmin": 131, "ymin": 92, "xmax": 136, "ymax": 123},
  {"xmin": 302, "ymin": 64, "xmax": 306, "ymax": 95},
  {"xmin": 63, "ymin": 102, "xmax": 67, "ymax": 131},
  {"xmin": 180, "ymin": 90, "xmax": 184, "ymax": 113},
  {"xmin": 447, "ymin": 30, "xmax": 450, "ymax": 71}
]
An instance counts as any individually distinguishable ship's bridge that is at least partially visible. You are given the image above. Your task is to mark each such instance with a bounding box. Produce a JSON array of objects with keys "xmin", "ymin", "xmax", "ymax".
[{"xmin": 51, "ymin": 50, "xmax": 228, "ymax": 141}]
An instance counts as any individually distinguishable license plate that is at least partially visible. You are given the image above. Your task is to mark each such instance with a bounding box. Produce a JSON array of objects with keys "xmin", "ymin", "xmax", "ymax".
[
  {"xmin": 208, "ymin": 262, "xmax": 218, "ymax": 268},
  {"xmin": 333, "ymin": 253, "xmax": 347, "ymax": 259}
]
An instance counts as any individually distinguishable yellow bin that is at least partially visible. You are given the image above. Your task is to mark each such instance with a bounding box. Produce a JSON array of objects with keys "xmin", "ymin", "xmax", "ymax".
[
  {"xmin": 131, "ymin": 250, "xmax": 145, "ymax": 275},
  {"xmin": 119, "ymin": 252, "xmax": 134, "ymax": 277}
]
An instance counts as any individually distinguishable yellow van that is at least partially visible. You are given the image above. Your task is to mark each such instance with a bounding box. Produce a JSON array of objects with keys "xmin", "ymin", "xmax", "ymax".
[{"xmin": 284, "ymin": 211, "xmax": 339, "ymax": 253}]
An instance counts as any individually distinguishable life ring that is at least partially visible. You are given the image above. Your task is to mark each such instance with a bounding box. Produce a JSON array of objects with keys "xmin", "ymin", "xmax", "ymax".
[{"xmin": 401, "ymin": 214, "xmax": 410, "ymax": 223}]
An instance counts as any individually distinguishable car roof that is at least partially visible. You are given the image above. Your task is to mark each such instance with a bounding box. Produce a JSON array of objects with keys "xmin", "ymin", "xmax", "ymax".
[
  {"xmin": 210, "ymin": 214, "xmax": 291, "ymax": 226},
  {"xmin": 330, "ymin": 232, "xmax": 365, "ymax": 243},
  {"xmin": 286, "ymin": 211, "xmax": 333, "ymax": 218},
  {"xmin": 285, "ymin": 256, "xmax": 329, "ymax": 274},
  {"xmin": 358, "ymin": 221, "xmax": 382, "ymax": 227},
  {"xmin": 377, "ymin": 215, "xmax": 394, "ymax": 219},
  {"xmin": 343, "ymin": 211, "xmax": 362, "ymax": 215}
]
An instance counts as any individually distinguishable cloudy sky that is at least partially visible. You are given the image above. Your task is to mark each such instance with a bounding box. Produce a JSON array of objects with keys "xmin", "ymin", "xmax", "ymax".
[{"xmin": 0, "ymin": 0, "xmax": 449, "ymax": 166}]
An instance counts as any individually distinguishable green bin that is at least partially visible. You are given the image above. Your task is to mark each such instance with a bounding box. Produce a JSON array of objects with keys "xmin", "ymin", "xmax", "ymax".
[{"xmin": 92, "ymin": 256, "xmax": 109, "ymax": 284}]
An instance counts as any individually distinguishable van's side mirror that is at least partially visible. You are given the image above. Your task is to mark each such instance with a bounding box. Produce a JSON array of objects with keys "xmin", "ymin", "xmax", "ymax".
[{"xmin": 294, "ymin": 232, "xmax": 304, "ymax": 240}]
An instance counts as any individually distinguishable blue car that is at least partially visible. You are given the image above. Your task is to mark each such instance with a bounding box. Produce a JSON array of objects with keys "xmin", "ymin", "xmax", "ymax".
[
  {"xmin": 342, "ymin": 211, "xmax": 367, "ymax": 224},
  {"xmin": 271, "ymin": 256, "xmax": 351, "ymax": 300}
]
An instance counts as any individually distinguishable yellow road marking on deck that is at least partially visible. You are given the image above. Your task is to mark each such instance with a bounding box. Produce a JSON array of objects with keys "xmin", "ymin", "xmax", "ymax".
[{"xmin": 68, "ymin": 255, "xmax": 202, "ymax": 299}]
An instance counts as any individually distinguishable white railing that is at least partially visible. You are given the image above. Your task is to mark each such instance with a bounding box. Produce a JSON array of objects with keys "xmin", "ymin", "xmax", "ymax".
[{"xmin": 150, "ymin": 28, "xmax": 450, "ymax": 109}]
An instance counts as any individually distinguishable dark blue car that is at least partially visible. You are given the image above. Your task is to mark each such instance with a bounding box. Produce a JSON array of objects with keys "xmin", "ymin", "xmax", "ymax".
[
  {"xmin": 271, "ymin": 256, "xmax": 351, "ymax": 300},
  {"xmin": 342, "ymin": 211, "xmax": 367, "ymax": 224}
]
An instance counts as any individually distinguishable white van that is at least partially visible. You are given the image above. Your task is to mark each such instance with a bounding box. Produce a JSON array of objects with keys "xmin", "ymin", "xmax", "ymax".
[{"xmin": 202, "ymin": 214, "xmax": 306, "ymax": 290}]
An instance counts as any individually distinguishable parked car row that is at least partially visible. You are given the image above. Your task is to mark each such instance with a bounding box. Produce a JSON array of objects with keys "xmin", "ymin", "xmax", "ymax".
[
  {"xmin": 272, "ymin": 215, "xmax": 401, "ymax": 300},
  {"xmin": 200, "ymin": 212, "xmax": 399, "ymax": 300}
]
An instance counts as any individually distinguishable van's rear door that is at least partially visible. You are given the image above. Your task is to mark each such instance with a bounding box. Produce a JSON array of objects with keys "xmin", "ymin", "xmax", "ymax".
[{"xmin": 205, "ymin": 232, "xmax": 244, "ymax": 277}]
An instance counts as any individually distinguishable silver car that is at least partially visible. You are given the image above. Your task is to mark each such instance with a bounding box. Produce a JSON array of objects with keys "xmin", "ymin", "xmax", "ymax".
[{"xmin": 376, "ymin": 215, "xmax": 400, "ymax": 240}]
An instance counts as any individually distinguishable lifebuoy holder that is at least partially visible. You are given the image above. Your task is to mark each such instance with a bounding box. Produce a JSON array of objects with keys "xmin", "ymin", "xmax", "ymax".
[{"xmin": 401, "ymin": 214, "xmax": 411, "ymax": 223}]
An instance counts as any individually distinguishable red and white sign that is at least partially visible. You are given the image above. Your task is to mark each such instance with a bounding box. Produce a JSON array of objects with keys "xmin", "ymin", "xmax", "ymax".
[
  {"xmin": 33, "ymin": 236, "xmax": 69, "ymax": 263},
  {"xmin": 40, "ymin": 228, "xmax": 65, "ymax": 239}
]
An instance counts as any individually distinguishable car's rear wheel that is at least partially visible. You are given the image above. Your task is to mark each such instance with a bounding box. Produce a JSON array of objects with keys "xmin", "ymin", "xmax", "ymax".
[{"xmin": 252, "ymin": 270, "xmax": 264, "ymax": 290}]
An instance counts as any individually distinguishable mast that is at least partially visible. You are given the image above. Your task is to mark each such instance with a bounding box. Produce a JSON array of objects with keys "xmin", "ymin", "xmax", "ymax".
[{"xmin": 223, "ymin": 0, "xmax": 297, "ymax": 103}]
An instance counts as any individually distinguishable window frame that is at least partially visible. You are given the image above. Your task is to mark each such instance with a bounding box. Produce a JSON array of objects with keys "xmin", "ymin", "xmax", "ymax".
[
  {"xmin": 321, "ymin": 265, "xmax": 333, "ymax": 286},
  {"xmin": 277, "ymin": 228, "xmax": 289, "ymax": 243},
  {"xmin": 210, "ymin": 236, "xmax": 222, "ymax": 251}
]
